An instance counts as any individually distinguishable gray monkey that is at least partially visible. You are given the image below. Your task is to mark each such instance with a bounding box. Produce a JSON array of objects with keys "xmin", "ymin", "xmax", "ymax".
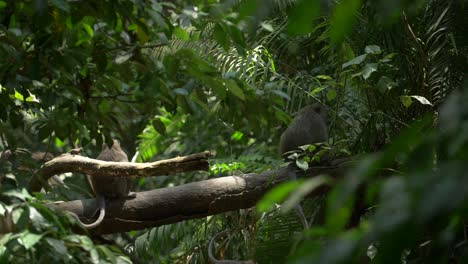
[
  {"xmin": 279, "ymin": 103, "xmax": 328, "ymax": 229},
  {"xmin": 78, "ymin": 139, "xmax": 135, "ymax": 229},
  {"xmin": 280, "ymin": 103, "xmax": 328, "ymax": 154}
]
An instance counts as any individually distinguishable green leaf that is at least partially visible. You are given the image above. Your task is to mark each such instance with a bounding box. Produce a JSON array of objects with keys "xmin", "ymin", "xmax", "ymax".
[
  {"xmin": 231, "ymin": 131, "xmax": 243, "ymax": 141},
  {"xmin": 361, "ymin": 63, "xmax": 378, "ymax": 80},
  {"xmin": 260, "ymin": 22, "xmax": 274, "ymax": 32},
  {"xmin": 213, "ymin": 24, "xmax": 230, "ymax": 51},
  {"xmin": 377, "ymin": 76, "xmax": 397, "ymax": 93},
  {"xmin": 365, "ymin": 45, "xmax": 381, "ymax": 54},
  {"xmin": 282, "ymin": 176, "xmax": 331, "ymax": 212},
  {"xmin": 82, "ymin": 23, "xmax": 94, "ymax": 37},
  {"xmin": 307, "ymin": 144, "xmax": 318, "ymax": 152},
  {"xmin": 174, "ymin": 88, "xmax": 189, "ymax": 96},
  {"xmin": 308, "ymin": 87, "xmax": 325, "ymax": 97},
  {"xmin": 0, "ymin": 2, "xmax": 7, "ymax": 9},
  {"xmin": 330, "ymin": 0, "xmax": 362, "ymax": 43},
  {"xmin": 19, "ymin": 232, "xmax": 43, "ymax": 250},
  {"xmin": 13, "ymin": 89, "xmax": 24, "ymax": 101},
  {"xmin": 256, "ymin": 181, "xmax": 303, "ymax": 212},
  {"xmin": 316, "ymin": 75, "xmax": 333, "ymax": 80},
  {"xmin": 227, "ymin": 25, "xmax": 246, "ymax": 53},
  {"xmin": 380, "ymin": 53, "xmax": 397, "ymax": 63},
  {"xmin": 273, "ymin": 90, "xmax": 290, "ymax": 100},
  {"xmin": 12, "ymin": 207, "xmax": 29, "ymax": 231},
  {"xmin": 400, "ymin": 95, "xmax": 413, "ymax": 108},
  {"xmin": 327, "ymin": 88, "xmax": 337, "ymax": 101},
  {"xmin": 45, "ymin": 238, "xmax": 69, "ymax": 257},
  {"xmin": 65, "ymin": 16, "xmax": 72, "ymax": 29},
  {"xmin": 296, "ymin": 159, "xmax": 309, "ymax": 171},
  {"xmin": 173, "ymin": 27, "xmax": 190, "ymax": 41},
  {"xmin": 342, "ymin": 54, "xmax": 367, "ymax": 68},
  {"xmin": 152, "ymin": 118, "xmax": 166, "ymax": 135},
  {"xmin": 409, "ymin": 95, "xmax": 432, "ymax": 106},
  {"xmin": 287, "ymin": 0, "xmax": 321, "ymax": 35},
  {"xmin": 225, "ymin": 79, "xmax": 245, "ymax": 100},
  {"xmin": 97, "ymin": 245, "xmax": 117, "ymax": 263},
  {"xmin": 115, "ymin": 53, "xmax": 132, "ymax": 64}
]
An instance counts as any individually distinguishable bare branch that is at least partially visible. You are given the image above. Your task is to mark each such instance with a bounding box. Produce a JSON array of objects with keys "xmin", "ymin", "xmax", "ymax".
[{"xmin": 29, "ymin": 151, "xmax": 213, "ymax": 192}]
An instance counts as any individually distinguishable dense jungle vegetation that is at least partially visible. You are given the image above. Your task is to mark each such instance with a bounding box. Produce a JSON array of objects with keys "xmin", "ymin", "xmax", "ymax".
[{"xmin": 0, "ymin": 0, "xmax": 467, "ymax": 263}]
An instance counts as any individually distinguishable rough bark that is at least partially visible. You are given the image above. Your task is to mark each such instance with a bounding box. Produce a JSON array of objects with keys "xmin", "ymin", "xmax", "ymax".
[
  {"xmin": 48, "ymin": 159, "xmax": 350, "ymax": 235},
  {"xmin": 29, "ymin": 151, "xmax": 212, "ymax": 192}
]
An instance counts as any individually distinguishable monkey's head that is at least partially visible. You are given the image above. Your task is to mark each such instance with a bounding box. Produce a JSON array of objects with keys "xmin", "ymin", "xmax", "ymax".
[
  {"xmin": 302, "ymin": 103, "xmax": 328, "ymax": 123},
  {"xmin": 112, "ymin": 139, "xmax": 121, "ymax": 147},
  {"xmin": 101, "ymin": 139, "xmax": 121, "ymax": 151}
]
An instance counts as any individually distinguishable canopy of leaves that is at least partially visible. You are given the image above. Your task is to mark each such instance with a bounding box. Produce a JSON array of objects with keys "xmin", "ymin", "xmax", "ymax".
[{"xmin": 0, "ymin": 0, "xmax": 467, "ymax": 263}]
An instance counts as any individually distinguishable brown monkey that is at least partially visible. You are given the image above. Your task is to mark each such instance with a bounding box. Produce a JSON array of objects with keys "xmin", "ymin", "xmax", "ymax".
[
  {"xmin": 77, "ymin": 139, "xmax": 135, "ymax": 229},
  {"xmin": 279, "ymin": 103, "xmax": 328, "ymax": 229}
]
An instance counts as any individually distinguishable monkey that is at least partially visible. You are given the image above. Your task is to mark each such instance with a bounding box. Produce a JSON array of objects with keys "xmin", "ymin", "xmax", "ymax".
[
  {"xmin": 208, "ymin": 230, "xmax": 256, "ymax": 264},
  {"xmin": 76, "ymin": 139, "xmax": 135, "ymax": 229},
  {"xmin": 280, "ymin": 103, "xmax": 328, "ymax": 154},
  {"xmin": 279, "ymin": 103, "xmax": 328, "ymax": 230}
]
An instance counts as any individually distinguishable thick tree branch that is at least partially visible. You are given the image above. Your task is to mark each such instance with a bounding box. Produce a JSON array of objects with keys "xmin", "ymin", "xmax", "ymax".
[
  {"xmin": 29, "ymin": 151, "xmax": 212, "ymax": 192},
  {"xmin": 48, "ymin": 159, "xmax": 350, "ymax": 235}
]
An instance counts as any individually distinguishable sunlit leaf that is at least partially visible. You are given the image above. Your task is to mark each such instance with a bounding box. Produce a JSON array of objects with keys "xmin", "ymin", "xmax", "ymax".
[
  {"xmin": 365, "ymin": 45, "xmax": 381, "ymax": 54},
  {"xmin": 19, "ymin": 232, "xmax": 43, "ymax": 250},
  {"xmin": 296, "ymin": 159, "xmax": 309, "ymax": 171},
  {"xmin": 409, "ymin": 95, "xmax": 432, "ymax": 106},
  {"xmin": 342, "ymin": 54, "xmax": 367, "ymax": 68},
  {"xmin": 308, "ymin": 87, "xmax": 325, "ymax": 96},
  {"xmin": 231, "ymin": 131, "xmax": 243, "ymax": 141},
  {"xmin": 115, "ymin": 53, "xmax": 132, "ymax": 64},
  {"xmin": 82, "ymin": 23, "xmax": 94, "ymax": 37},
  {"xmin": 316, "ymin": 75, "xmax": 333, "ymax": 80},
  {"xmin": 174, "ymin": 27, "xmax": 190, "ymax": 41},
  {"xmin": 361, "ymin": 63, "xmax": 378, "ymax": 80},
  {"xmin": 260, "ymin": 22, "xmax": 274, "ymax": 32}
]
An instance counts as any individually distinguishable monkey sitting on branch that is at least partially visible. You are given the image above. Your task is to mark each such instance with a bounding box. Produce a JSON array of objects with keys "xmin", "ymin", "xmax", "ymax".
[
  {"xmin": 76, "ymin": 139, "xmax": 136, "ymax": 229},
  {"xmin": 279, "ymin": 103, "xmax": 329, "ymax": 229}
]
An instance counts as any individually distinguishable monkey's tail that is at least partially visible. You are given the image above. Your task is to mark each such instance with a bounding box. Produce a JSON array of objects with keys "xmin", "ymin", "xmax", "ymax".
[
  {"xmin": 208, "ymin": 229, "xmax": 229, "ymax": 263},
  {"xmin": 208, "ymin": 229, "xmax": 256, "ymax": 264},
  {"xmin": 76, "ymin": 196, "xmax": 106, "ymax": 229},
  {"xmin": 287, "ymin": 163, "xmax": 310, "ymax": 230}
]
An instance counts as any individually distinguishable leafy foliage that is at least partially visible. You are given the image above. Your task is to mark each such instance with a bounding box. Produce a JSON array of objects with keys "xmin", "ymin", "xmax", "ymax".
[{"xmin": 0, "ymin": 0, "xmax": 467, "ymax": 263}]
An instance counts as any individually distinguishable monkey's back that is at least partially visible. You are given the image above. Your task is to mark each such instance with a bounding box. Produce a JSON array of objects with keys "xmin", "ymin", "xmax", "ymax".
[
  {"xmin": 89, "ymin": 143, "xmax": 132, "ymax": 198},
  {"xmin": 279, "ymin": 105, "xmax": 328, "ymax": 154}
]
